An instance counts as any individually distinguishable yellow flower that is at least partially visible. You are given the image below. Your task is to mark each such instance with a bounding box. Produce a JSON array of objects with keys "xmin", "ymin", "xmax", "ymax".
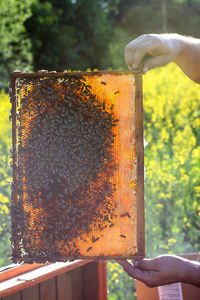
[
  {"xmin": 2, "ymin": 205, "xmax": 8, "ymax": 214},
  {"xmin": 193, "ymin": 201, "xmax": 197, "ymax": 210},
  {"xmin": 159, "ymin": 192, "xmax": 165, "ymax": 198},
  {"xmin": 176, "ymin": 200, "xmax": 182, "ymax": 205},
  {"xmin": 156, "ymin": 203, "xmax": 163, "ymax": 208},
  {"xmin": 168, "ymin": 238, "xmax": 176, "ymax": 246}
]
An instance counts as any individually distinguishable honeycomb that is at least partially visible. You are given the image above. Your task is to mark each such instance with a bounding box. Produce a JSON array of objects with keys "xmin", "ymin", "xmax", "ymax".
[{"xmin": 9, "ymin": 70, "xmax": 144, "ymax": 263}]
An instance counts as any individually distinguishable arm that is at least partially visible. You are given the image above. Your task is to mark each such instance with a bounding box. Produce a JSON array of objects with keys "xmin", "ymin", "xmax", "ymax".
[
  {"xmin": 117, "ymin": 255, "xmax": 200, "ymax": 288},
  {"xmin": 125, "ymin": 33, "xmax": 200, "ymax": 84}
]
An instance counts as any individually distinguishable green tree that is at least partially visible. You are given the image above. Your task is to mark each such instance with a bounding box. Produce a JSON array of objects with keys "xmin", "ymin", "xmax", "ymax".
[
  {"xmin": 25, "ymin": 0, "xmax": 115, "ymax": 71},
  {"xmin": 0, "ymin": 0, "xmax": 33, "ymax": 89}
]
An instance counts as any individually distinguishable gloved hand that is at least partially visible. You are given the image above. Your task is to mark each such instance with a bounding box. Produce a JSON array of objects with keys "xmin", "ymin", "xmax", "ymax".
[{"xmin": 124, "ymin": 33, "xmax": 182, "ymax": 74}]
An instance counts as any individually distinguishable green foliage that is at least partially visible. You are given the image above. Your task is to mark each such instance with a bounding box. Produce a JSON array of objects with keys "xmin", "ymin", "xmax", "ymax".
[
  {"xmin": 107, "ymin": 261, "xmax": 137, "ymax": 300},
  {"xmin": 0, "ymin": 91, "xmax": 12, "ymax": 266},
  {"xmin": 144, "ymin": 63, "xmax": 200, "ymax": 257},
  {"xmin": 0, "ymin": 0, "xmax": 33, "ymax": 89},
  {"xmin": 25, "ymin": 0, "xmax": 114, "ymax": 71}
]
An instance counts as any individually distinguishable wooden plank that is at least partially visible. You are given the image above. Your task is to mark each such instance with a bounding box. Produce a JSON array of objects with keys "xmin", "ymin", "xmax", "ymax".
[
  {"xmin": 82, "ymin": 261, "xmax": 107, "ymax": 300},
  {"xmin": 2, "ymin": 292, "xmax": 21, "ymax": 300},
  {"xmin": 135, "ymin": 73, "xmax": 145, "ymax": 258},
  {"xmin": 181, "ymin": 282, "xmax": 200, "ymax": 300},
  {"xmin": 0, "ymin": 264, "xmax": 42, "ymax": 283},
  {"xmin": 57, "ymin": 272, "xmax": 72, "ymax": 300},
  {"xmin": 97, "ymin": 261, "xmax": 107, "ymax": 300},
  {"xmin": 40, "ymin": 277, "xmax": 56, "ymax": 300},
  {"xmin": 71, "ymin": 268, "xmax": 83, "ymax": 300},
  {"xmin": 21, "ymin": 284, "xmax": 39, "ymax": 300},
  {"xmin": 83, "ymin": 262, "xmax": 99, "ymax": 300},
  {"xmin": 0, "ymin": 260, "xmax": 91, "ymax": 298},
  {"xmin": 10, "ymin": 76, "xmax": 21, "ymax": 265},
  {"xmin": 135, "ymin": 280, "xmax": 159, "ymax": 300}
]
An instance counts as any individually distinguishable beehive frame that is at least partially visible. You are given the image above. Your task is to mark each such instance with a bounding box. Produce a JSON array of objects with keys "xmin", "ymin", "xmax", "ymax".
[{"xmin": 10, "ymin": 70, "xmax": 144, "ymax": 263}]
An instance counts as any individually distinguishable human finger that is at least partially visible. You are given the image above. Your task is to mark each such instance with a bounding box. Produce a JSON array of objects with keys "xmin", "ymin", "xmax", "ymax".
[
  {"xmin": 124, "ymin": 44, "xmax": 136, "ymax": 69},
  {"xmin": 124, "ymin": 42, "xmax": 149, "ymax": 69},
  {"xmin": 116, "ymin": 260, "xmax": 149, "ymax": 282},
  {"xmin": 137, "ymin": 258, "xmax": 159, "ymax": 271},
  {"xmin": 142, "ymin": 54, "xmax": 171, "ymax": 74},
  {"xmin": 131, "ymin": 47, "xmax": 152, "ymax": 69},
  {"xmin": 116, "ymin": 259, "xmax": 133, "ymax": 269}
]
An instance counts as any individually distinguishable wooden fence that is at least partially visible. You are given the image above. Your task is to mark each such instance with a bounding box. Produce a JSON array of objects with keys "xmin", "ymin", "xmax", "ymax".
[{"xmin": 0, "ymin": 260, "xmax": 107, "ymax": 300}]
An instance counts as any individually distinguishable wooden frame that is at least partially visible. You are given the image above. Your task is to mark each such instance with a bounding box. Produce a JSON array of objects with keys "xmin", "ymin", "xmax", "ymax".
[{"xmin": 10, "ymin": 70, "xmax": 145, "ymax": 261}]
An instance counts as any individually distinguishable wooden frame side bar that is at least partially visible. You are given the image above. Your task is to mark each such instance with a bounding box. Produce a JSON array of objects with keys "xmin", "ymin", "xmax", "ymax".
[
  {"xmin": 135, "ymin": 73, "xmax": 145, "ymax": 258},
  {"xmin": 10, "ymin": 77, "xmax": 21, "ymax": 261}
]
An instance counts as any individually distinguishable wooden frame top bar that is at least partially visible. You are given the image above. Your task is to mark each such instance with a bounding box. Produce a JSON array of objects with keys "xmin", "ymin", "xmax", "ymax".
[{"xmin": 10, "ymin": 69, "xmax": 141, "ymax": 78}]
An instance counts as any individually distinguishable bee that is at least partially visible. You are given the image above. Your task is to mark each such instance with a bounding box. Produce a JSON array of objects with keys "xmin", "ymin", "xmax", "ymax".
[
  {"xmin": 74, "ymin": 249, "xmax": 80, "ymax": 255},
  {"xmin": 92, "ymin": 236, "xmax": 99, "ymax": 243},
  {"xmin": 38, "ymin": 70, "xmax": 49, "ymax": 73},
  {"xmin": 87, "ymin": 247, "xmax": 92, "ymax": 252},
  {"xmin": 120, "ymin": 234, "xmax": 126, "ymax": 238},
  {"xmin": 13, "ymin": 70, "xmax": 22, "ymax": 73},
  {"xmin": 120, "ymin": 212, "xmax": 131, "ymax": 218}
]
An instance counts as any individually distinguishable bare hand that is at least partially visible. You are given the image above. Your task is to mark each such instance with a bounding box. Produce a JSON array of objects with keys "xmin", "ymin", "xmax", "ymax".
[
  {"xmin": 124, "ymin": 34, "xmax": 182, "ymax": 73},
  {"xmin": 117, "ymin": 255, "xmax": 187, "ymax": 287}
]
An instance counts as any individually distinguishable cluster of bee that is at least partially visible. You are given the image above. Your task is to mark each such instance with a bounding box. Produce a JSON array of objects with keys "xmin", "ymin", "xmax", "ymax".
[{"xmin": 12, "ymin": 74, "xmax": 118, "ymax": 262}]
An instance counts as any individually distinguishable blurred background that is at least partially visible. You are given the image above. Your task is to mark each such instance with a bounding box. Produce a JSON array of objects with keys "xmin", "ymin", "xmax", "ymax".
[{"xmin": 0, "ymin": 0, "xmax": 200, "ymax": 299}]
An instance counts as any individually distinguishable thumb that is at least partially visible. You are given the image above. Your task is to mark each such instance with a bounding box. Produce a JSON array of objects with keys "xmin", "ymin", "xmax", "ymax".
[
  {"xmin": 143, "ymin": 55, "xmax": 171, "ymax": 74},
  {"xmin": 116, "ymin": 260, "xmax": 149, "ymax": 281}
]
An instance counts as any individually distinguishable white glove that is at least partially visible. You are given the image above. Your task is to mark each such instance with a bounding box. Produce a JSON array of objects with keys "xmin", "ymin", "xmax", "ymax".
[{"xmin": 124, "ymin": 33, "xmax": 183, "ymax": 73}]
